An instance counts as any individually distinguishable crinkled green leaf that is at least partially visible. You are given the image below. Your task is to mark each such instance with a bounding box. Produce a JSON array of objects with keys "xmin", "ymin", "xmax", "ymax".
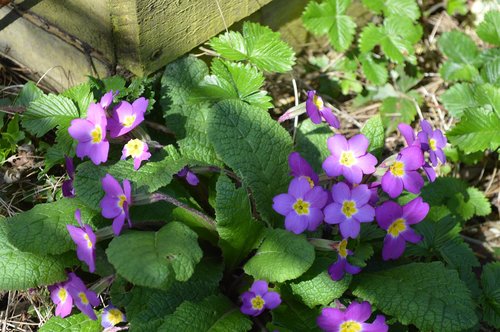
[
  {"xmin": 271, "ymin": 288, "xmax": 322, "ymax": 332},
  {"xmin": 481, "ymin": 262, "xmax": 500, "ymax": 328},
  {"xmin": 209, "ymin": 22, "xmax": 295, "ymax": 73},
  {"xmin": 477, "ymin": 10, "xmax": 500, "ymax": 46},
  {"xmin": 40, "ymin": 312, "xmax": 101, "ymax": 332},
  {"xmin": 159, "ymin": 294, "xmax": 252, "ymax": 332},
  {"xmin": 244, "ymin": 229, "xmax": 315, "ymax": 282},
  {"xmin": 359, "ymin": 53, "xmax": 388, "ymax": 85},
  {"xmin": 207, "ymin": 100, "xmax": 292, "ymax": 223},
  {"xmin": 360, "ymin": 115, "xmax": 384, "ymax": 156},
  {"xmin": 106, "ymin": 222, "xmax": 202, "ymax": 290},
  {"xmin": 353, "ymin": 262, "xmax": 478, "ymax": 331},
  {"xmin": 295, "ymin": 119, "xmax": 331, "ymax": 174}
]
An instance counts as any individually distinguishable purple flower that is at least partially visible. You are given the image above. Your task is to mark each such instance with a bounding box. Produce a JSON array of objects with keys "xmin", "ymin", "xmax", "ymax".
[
  {"xmin": 62, "ymin": 156, "xmax": 75, "ymax": 198},
  {"xmin": 177, "ymin": 166, "xmax": 199, "ymax": 186},
  {"xmin": 324, "ymin": 182, "xmax": 375, "ymax": 239},
  {"xmin": 322, "ymin": 134, "xmax": 378, "ymax": 184},
  {"xmin": 99, "ymin": 90, "xmax": 117, "ymax": 110},
  {"xmin": 317, "ymin": 301, "xmax": 388, "ymax": 332},
  {"xmin": 398, "ymin": 123, "xmax": 436, "ymax": 183},
  {"xmin": 273, "ymin": 177, "xmax": 328, "ymax": 234},
  {"xmin": 68, "ymin": 103, "xmax": 109, "ymax": 165},
  {"xmin": 381, "ymin": 146, "xmax": 424, "ymax": 198},
  {"xmin": 48, "ymin": 282, "xmax": 73, "ymax": 318},
  {"xmin": 101, "ymin": 304, "xmax": 127, "ymax": 328},
  {"xmin": 121, "ymin": 139, "xmax": 151, "ymax": 170},
  {"xmin": 108, "ymin": 97, "xmax": 148, "ymax": 138},
  {"xmin": 289, "ymin": 152, "xmax": 319, "ymax": 187},
  {"xmin": 328, "ymin": 239, "xmax": 362, "ymax": 281},
  {"xmin": 240, "ymin": 280, "xmax": 281, "ymax": 316},
  {"xmin": 100, "ymin": 174, "xmax": 132, "ymax": 235},
  {"xmin": 306, "ymin": 90, "xmax": 340, "ymax": 128},
  {"xmin": 66, "ymin": 272, "xmax": 99, "ymax": 320},
  {"xmin": 376, "ymin": 197, "xmax": 429, "ymax": 260},
  {"xmin": 67, "ymin": 209, "xmax": 96, "ymax": 273},
  {"xmin": 417, "ymin": 120, "xmax": 447, "ymax": 166}
]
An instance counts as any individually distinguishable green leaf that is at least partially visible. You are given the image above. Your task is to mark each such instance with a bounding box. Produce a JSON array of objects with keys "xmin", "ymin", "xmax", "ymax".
[
  {"xmin": 302, "ymin": 0, "xmax": 356, "ymax": 52},
  {"xmin": 440, "ymin": 83, "xmax": 477, "ymax": 118},
  {"xmin": 106, "ymin": 222, "xmax": 203, "ymax": 290},
  {"xmin": 209, "ymin": 22, "xmax": 295, "ymax": 73},
  {"xmin": 481, "ymin": 262, "xmax": 500, "ymax": 328},
  {"xmin": 360, "ymin": 115, "xmax": 384, "ymax": 156},
  {"xmin": 40, "ymin": 312, "xmax": 101, "ymax": 332},
  {"xmin": 481, "ymin": 57, "xmax": 500, "ymax": 85},
  {"xmin": 215, "ymin": 175, "xmax": 264, "ymax": 268},
  {"xmin": 271, "ymin": 288, "xmax": 322, "ymax": 331},
  {"xmin": 207, "ymin": 100, "xmax": 292, "ymax": 223},
  {"xmin": 244, "ymin": 229, "xmax": 315, "ymax": 282},
  {"xmin": 380, "ymin": 96, "xmax": 418, "ymax": 132},
  {"xmin": 0, "ymin": 219, "xmax": 66, "ymax": 290},
  {"xmin": 353, "ymin": 262, "xmax": 478, "ymax": 331},
  {"xmin": 61, "ymin": 82, "xmax": 93, "ymax": 116},
  {"xmin": 359, "ymin": 53, "xmax": 388, "ymax": 85},
  {"xmin": 22, "ymin": 94, "xmax": 79, "ymax": 137},
  {"xmin": 159, "ymin": 294, "xmax": 252, "ymax": 332},
  {"xmin": 295, "ymin": 119, "xmax": 331, "ymax": 173},
  {"xmin": 45, "ymin": 122, "xmax": 76, "ymax": 171},
  {"xmin": 362, "ymin": 0, "xmax": 420, "ymax": 20},
  {"xmin": 14, "ymin": 81, "xmax": 43, "ymax": 106},
  {"xmin": 438, "ymin": 31, "xmax": 480, "ymax": 81},
  {"xmin": 447, "ymin": 107, "xmax": 500, "ymax": 153},
  {"xmin": 446, "ymin": 0, "xmax": 468, "ymax": 15},
  {"xmin": 6, "ymin": 198, "xmax": 102, "ymax": 255},
  {"xmin": 477, "ymin": 11, "xmax": 500, "ymax": 46}
]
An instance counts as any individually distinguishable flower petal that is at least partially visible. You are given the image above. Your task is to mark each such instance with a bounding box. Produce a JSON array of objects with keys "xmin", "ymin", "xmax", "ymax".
[
  {"xmin": 250, "ymin": 280, "xmax": 268, "ymax": 295},
  {"xmin": 420, "ymin": 119, "xmax": 433, "ymax": 135},
  {"xmin": 88, "ymin": 141, "xmax": 109, "ymax": 165},
  {"xmin": 112, "ymin": 213, "xmax": 126, "ymax": 235},
  {"xmin": 348, "ymin": 134, "xmax": 369, "ymax": 157},
  {"xmin": 375, "ymin": 201, "xmax": 402, "ymax": 230},
  {"xmin": 284, "ymin": 213, "xmax": 309, "ymax": 234},
  {"xmin": 351, "ymin": 184, "xmax": 371, "ymax": 206},
  {"xmin": 402, "ymin": 197, "xmax": 429, "ymax": 224},
  {"xmin": 401, "ymin": 227, "xmax": 422, "ymax": 243},
  {"xmin": 317, "ymin": 307, "xmax": 345, "ymax": 332},
  {"xmin": 307, "ymin": 208, "xmax": 324, "ymax": 231},
  {"xmin": 101, "ymin": 174, "xmax": 123, "ymax": 196},
  {"xmin": 345, "ymin": 301, "xmax": 372, "ymax": 322},
  {"xmin": 381, "ymin": 172, "xmax": 403, "ymax": 199},
  {"xmin": 339, "ymin": 218, "xmax": 361, "ymax": 239},
  {"xmin": 398, "ymin": 123, "xmax": 415, "ymax": 146},
  {"xmin": 324, "ymin": 203, "xmax": 346, "ymax": 225},
  {"xmin": 305, "ymin": 186, "xmax": 328, "ymax": 208},
  {"xmin": 343, "ymin": 165, "xmax": 363, "ymax": 185},
  {"xmin": 306, "ymin": 91, "xmax": 322, "ymax": 124},
  {"xmin": 68, "ymin": 119, "xmax": 93, "ymax": 141},
  {"xmin": 273, "ymin": 194, "xmax": 295, "ymax": 215},
  {"xmin": 263, "ymin": 291, "xmax": 281, "ymax": 310},
  {"xmin": 328, "ymin": 259, "xmax": 346, "ymax": 281},
  {"xmin": 402, "ymin": 171, "xmax": 424, "ymax": 194},
  {"xmin": 356, "ymin": 153, "xmax": 377, "ymax": 175},
  {"xmin": 362, "ymin": 315, "xmax": 389, "ymax": 332},
  {"xmin": 382, "ymin": 235, "xmax": 406, "ymax": 260},
  {"xmin": 289, "ymin": 177, "xmax": 312, "ymax": 199},
  {"xmin": 327, "ymin": 135, "xmax": 348, "ymax": 157},
  {"xmin": 400, "ymin": 146, "xmax": 424, "ymax": 170},
  {"xmin": 322, "ymin": 155, "xmax": 342, "ymax": 177},
  {"xmin": 331, "ymin": 182, "xmax": 351, "ymax": 203},
  {"xmin": 320, "ymin": 107, "xmax": 340, "ymax": 128},
  {"xmin": 355, "ymin": 204, "xmax": 375, "ymax": 223}
]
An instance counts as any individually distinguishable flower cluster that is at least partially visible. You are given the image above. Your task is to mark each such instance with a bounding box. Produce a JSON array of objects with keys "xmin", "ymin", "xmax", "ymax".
[{"xmin": 240, "ymin": 280, "xmax": 281, "ymax": 317}]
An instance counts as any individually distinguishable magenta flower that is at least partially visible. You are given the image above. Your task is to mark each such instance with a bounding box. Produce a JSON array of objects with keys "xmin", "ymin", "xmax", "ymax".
[
  {"xmin": 273, "ymin": 177, "xmax": 328, "ymax": 234},
  {"xmin": 177, "ymin": 166, "xmax": 199, "ymax": 186},
  {"xmin": 99, "ymin": 90, "xmax": 117, "ymax": 110},
  {"xmin": 48, "ymin": 282, "xmax": 73, "ymax": 318},
  {"xmin": 108, "ymin": 97, "xmax": 148, "ymax": 138},
  {"xmin": 328, "ymin": 239, "xmax": 362, "ymax": 281},
  {"xmin": 62, "ymin": 156, "xmax": 75, "ymax": 198},
  {"xmin": 67, "ymin": 209, "xmax": 96, "ymax": 272},
  {"xmin": 101, "ymin": 303, "xmax": 127, "ymax": 328},
  {"xmin": 121, "ymin": 139, "xmax": 151, "ymax": 170},
  {"xmin": 306, "ymin": 90, "xmax": 340, "ymax": 128},
  {"xmin": 324, "ymin": 182, "xmax": 375, "ymax": 239},
  {"xmin": 398, "ymin": 123, "xmax": 436, "ymax": 183},
  {"xmin": 322, "ymin": 134, "xmax": 377, "ymax": 184},
  {"xmin": 381, "ymin": 146, "xmax": 425, "ymax": 198},
  {"xmin": 417, "ymin": 120, "xmax": 447, "ymax": 166},
  {"xmin": 100, "ymin": 174, "xmax": 132, "ymax": 235},
  {"xmin": 288, "ymin": 152, "xmax": 319, "ymax": 187},
  {"xmin": 376, "ymin": 197, "xmax": 429, "ymax": 260},
  {"xmin": 68, "ymin": 103, "xmax": 109, "ymax": 165},
  {"xmin": 241, "ymin": 280, "xmax": 281, "ymax": 317},
  {"xmin": 317, "ymin": 301, "xmax": 388, "ymax": 332},
  {"xmin": 66, "ymin": 272, "xmax": 99, "ymax": 320}
]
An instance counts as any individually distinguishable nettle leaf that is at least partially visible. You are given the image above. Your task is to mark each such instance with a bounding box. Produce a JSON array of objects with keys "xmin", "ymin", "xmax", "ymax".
[
  {"xmin": 159, "ymin": 294, "xmax": 252, "ymax": 332},
  {"xmin": 360, "ymin": 115, "xmax": 384, "ymax": 156},
  {"xmin": 209, "ymin": 22, "xmax": 295, "ymax": 73},
  {"xmin": 477, "ymin": 10, "xmax": 500, "ymax": 46},
  {"xmin": 362, "ymin": 0, "xmax": 420, "ymax": 21},
  {"xmin": 22, "ymin": 93, "xmax": 79, "ymax": 137},
  {"xmin": 106, "ymin": 222, "xmax": 203, "ymax": 290},
  {"xmin": 39, "ymin": 312, "xmax": 101, "ymax": 332},
  {"xmin": 359, "ymin": 53, "xmax": 388, "ymax": 85},
  {"xmin": 207, "ymin": 100, "xmax": 292, "ymax": 223},
  {"xmin": 353, "ymin": 262, "xmax": 478, "ymax": 331},
  {"xmin": 302, "ymin": 0, "xmax": 357, "ymax": 52},
  {"xmin": 447, "ymin": 107, "xmax": 500, "ymax": 154},
  {"xmin": 438, "ymin": 31, "xmax": 480, "ymax": 81},
  {"xmin": 481, "ymin": 262, "xmax": 500, "ymax": 329},
  {"xmin": 244, "ymin": 229, "xmax": 315, "ymax": 282},
  {"xmin": 14, "ymin": 81, "xmax": 43, "ymax": 106},
  {"xmin": 215, "ymin": 175, "xmax": 264, "ymax": 268},
  {"xmin": 6, "ymin": 198, "xmax": 102, "ymax": 256},
  {"xmin": 0, "ymin": 219, "xmax": 66, "ymax": 290}
]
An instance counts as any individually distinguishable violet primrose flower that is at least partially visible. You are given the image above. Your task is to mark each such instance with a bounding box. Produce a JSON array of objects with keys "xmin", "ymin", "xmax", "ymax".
[
  {"xmin": 317, "ymin": 301, "xmax": 388, "ymax": 332},
  {"xmin": 100, "ymin": 174, "xmax": 132, "ymax": 235},
  {"xmin": 288, "ymin": 151, "xmax": 319, "ymax": 187},
  {"xmin": 324, "ymin": 182, "xmax": 375, "ymax": 239},
  {"xmin": 102, "ymin": 304, "xmax": 127, "ymax": 328},
  {"xmin": 67, "ymin": 209, "xmax": 96, "ymax": 272},
  {"xmin": 240, "ymin": 280, "xmax": 281, "ymax": 316},
  {"xmin": 48, "ymin": 282, "xmax": 73, "ymax": 318},
  {"xmin": 381, "ymin": 146, "xmax": 424, "ymax": 198},
  {"xmin": 177, "ymin": 166, "xmax": 199, "ymax": 186},
  {"xmin": 121, "ymin": 139, "xmax": 151, "ymax": 170},
  {"xmin": 100, "ymin": 90, "xmax": 117, "ymax": 110},
  {"xmin": 397, "ymin": 123, "xmax": 436, "ymax": 182},
  {"xmin": 376, "ymin": 197, "xmax": 429, "ymax": 260},
  {"xmin": 322, "ymin": 134, "xmax": 377, "ymax": 184},
  {"xmin": 68, "ymin": 103, "xmax": 109, "ymax": 165},
  {"xmin": 417, "ymin": 120, "xmax": 447, "ymax": 166},
  {"xmin": 328, "ymin": 239, "xmax": 362, "ymax": 281},
  {"xmin": 66, "ymin": 272, "xmax": 99, "ymax": 320},
  {"xmin": 108, "ymin": 97, "xmax": 148, "ymax": 138},
  {"xmin": 273, "ymin": 177, "xmax": 328, "ymax": 234},
  {"xmin": 306, "ymin": 90, "xmax": 340, "ymax": 128},
  {"xmin": 62, "ymin": 156, "xmax": 75, "ymax": 198}
]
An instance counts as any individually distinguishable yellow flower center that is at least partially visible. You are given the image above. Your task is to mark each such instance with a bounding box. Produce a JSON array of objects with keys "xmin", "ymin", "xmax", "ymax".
[
  {"xmin": 90, "ymin": 125, "xmax": 103, "ymax": 144},
  {"xmin": 341, "ymin": 200, "xmax": 357, "ymax": 218},
  {"xmin": 390, "ymin": 161, "xmax": 405, "ymax": 177},
  {"xmin": 388, "ymin": 218, "xmax": 407, "ymax": 237},
  {"xmin": 78, "ymin": 292, "xmax": 89, "ymax": 305},
  {"xmin": 251, "ymin": 295, "xmax": 266, "ymax": 310},
  {"xmin": 124, "ymin": 139, "xmax": 144, "ymax": 158},
  {"xmin": 301, "ymin": 176, "xmax": 315, "ymax": 188},
  {"xmin": 429, "ymin": 138, "xmax": 437, "ymax": 151},
  {"xmin": 338, "ymin": 239, "xmax": 348, "ymax": 258},
  {"xmin": 107, "ymin": 308, "xmax": 124, "ymax": 325},
  {"xmin": 340, "ymin": 320, "xmax": 362, "ymax": 332},
  {"xmin": 339, "ymin": 151, "xmax": 355, "ymax": 167},
  {"xmin": 83, "ymin": 233, "xmax": 93, "ymax": 249},
  {"xmin": 313, "ymin": 95, "xmax": 324, "ymax": 110},
  {"xmin": 58, "ymin": 288, "xmax": 67, "ymax": 302},
  {"xmin": 293, "ymin": 199, "xmax": 310, "ymax": 215},
  {"xmin": 122, "ymin": 115, "xmax": 136, "ymax": 128},
  {"xmin": 117, "ymin": 195, "xmax": 127, "ymax": 209}
]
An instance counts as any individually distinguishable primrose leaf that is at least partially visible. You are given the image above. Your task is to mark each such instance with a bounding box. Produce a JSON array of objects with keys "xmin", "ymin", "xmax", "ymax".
[
  {"xmin": 271, "ymin": 288, "xmax": 322, "ymax": 331},
  {"xmin": 438, "ymin": 31, "xmax": 480, "ymax": 81},
  {"xmin": 106, "ymin": 222, "xmax": 202, "ymax": 290},
  {"xmin": 208, "ymin": 100, "xmax": 292, "ymax": 223},
  {"xmin": 359, "ymin": 53, "xmax": 388, "ymax": 85},
  {"xmin": 209, "ymin": 22, "xmax": 295, "ymax": 73},
  {"xmin": 353, "ymin": 261, "xmax": 478, "ymax": 331},
  {"xmin": 302, "ymin": 0, "xmax": 357, "ymax": 52},
  {"xmin": 295, "ymin": 119, "xmax": 332, "ymax": 172},
  {"xmin": 39, "ymin": 312, "xmax": 101, "ymax": 332},
  {"xmin": 360, "ymin": 114, "xmax": 384, "ymax": 156},
  {"xmin": 244, "ymin": 229, "xmax": 315, "ymax": 283},
  {"xmin": 477, "ymin": 11, "xmax": 500, "ymax": 46},
  {"xmin": 481, "ymin": 262, "xmax": 500, "ymax": 329}
]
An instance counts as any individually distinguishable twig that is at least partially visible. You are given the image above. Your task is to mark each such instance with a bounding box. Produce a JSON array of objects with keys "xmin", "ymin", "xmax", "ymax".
[
  {"xmin": 292, "ymin": 78, "xmax": 300, "ymax": 143},
  {"xmin": 461, "ymin": 235, "xmax": 495, "ymax": 254}
]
